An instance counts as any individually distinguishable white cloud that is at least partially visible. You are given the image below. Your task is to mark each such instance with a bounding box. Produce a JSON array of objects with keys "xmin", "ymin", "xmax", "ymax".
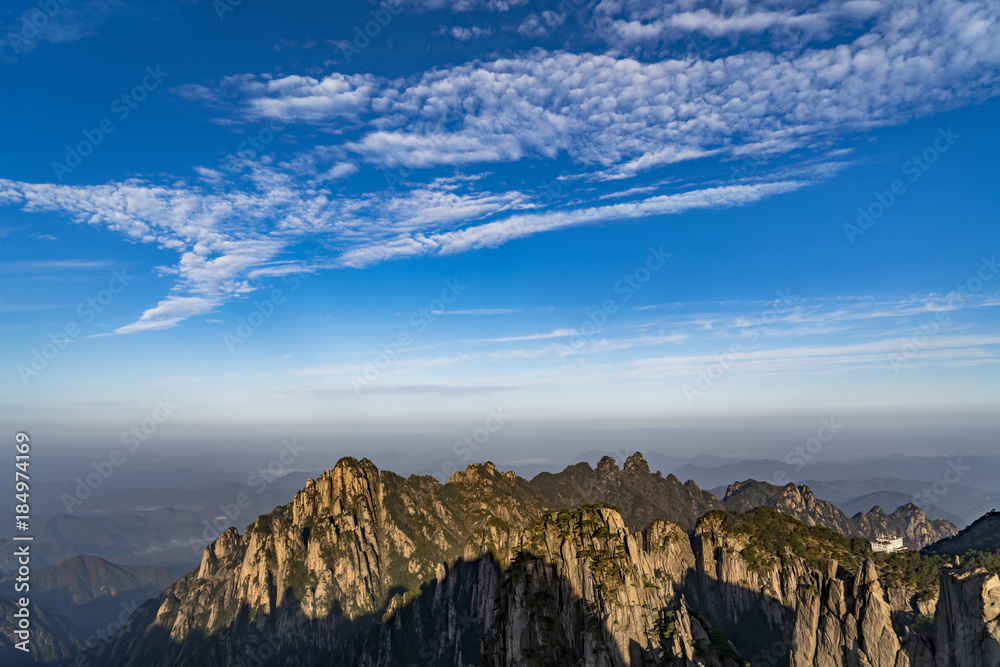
[
  {"xmin": 443, "ymin": 25, "xmax": 494, "ymax": 40},
  {"xmin": 230, "ymin": 72, "xmax": 378, "ymax": 123},
  {"xmin": 346, "ymin": 131, "xmax": 525, "ymax": 168},
  {"xmin": 0, "ymin": 0, "xmax": 122, "ymax": 58},
  {"xmin": 0, "ymin": 173, "xmax": 538, "ymax": 331},
  {"xmin": 438, "ymin": 308, "xmax": 522, "ymax": 315},
  {"xmin": 0, "ymin": 178, "xmax": 291, "ymax": 333},
  {"xmin": 0, "ymin": 259, "xmax": 112, "ymax": 272},
  {"xmin": 590, "ymin": 0, "xmax": 879, "ymax": 49},
  {"xmin": 320, "ymin": 162, "xmax": 359, "ymax": 181},
  {"xmin": 464, "ymin": 328, "xmax": 579, "ymax": 343},
  {"xmin": 405, "ymin": 0, "xmax": 528, "ymax": 12},
  {"xmin": 517, "ymin": 10, "xmax": 566, "ymax": 38},
  {"xmin": 232, "ymin": 0, "xmax": 1000, "ymax": 179},
  {"xmin": 339, "ymin": 180, "xmax": 806, "ymax": 266},
  {"xmin": 114, "ymin": 296, "xmax": 220, "ymax": 334}
]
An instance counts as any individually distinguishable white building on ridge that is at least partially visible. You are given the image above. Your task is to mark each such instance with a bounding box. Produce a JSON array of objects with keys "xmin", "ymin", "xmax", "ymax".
[{"xmin": 870, "ymin": 534, "xmax": 905, "ymax": 553}]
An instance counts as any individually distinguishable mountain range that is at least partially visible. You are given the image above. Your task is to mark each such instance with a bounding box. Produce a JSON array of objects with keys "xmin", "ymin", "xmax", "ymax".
[{"xmin": 68, "ymin": 453, "xmax": 999, "ymax": 666}]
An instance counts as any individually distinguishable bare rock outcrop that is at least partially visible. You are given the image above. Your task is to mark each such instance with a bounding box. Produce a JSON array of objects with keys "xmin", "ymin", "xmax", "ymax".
[{"xmin": 933, "ymin": 566, "xmax": 1000, "ymax": 667}]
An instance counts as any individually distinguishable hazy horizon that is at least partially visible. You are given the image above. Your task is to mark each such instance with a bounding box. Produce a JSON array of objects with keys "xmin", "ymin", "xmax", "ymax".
[{"xmin": 24, "ymin": 411, "xmax": 1000, "ymax": 471}]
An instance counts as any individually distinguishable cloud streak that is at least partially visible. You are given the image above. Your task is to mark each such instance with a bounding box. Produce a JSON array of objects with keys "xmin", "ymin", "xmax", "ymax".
[{"xmin": 338, "ymin": 180, "xmax": 807, "ymax": 266}]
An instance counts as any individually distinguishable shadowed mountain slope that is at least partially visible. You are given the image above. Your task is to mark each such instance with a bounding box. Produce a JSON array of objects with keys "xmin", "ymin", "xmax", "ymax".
[
  {"xmin": 0, "ymin": 596, "xmax": 83, "ymax": 666},
  {"xmin": 925, "ymin": 510, "xmax": 1000, "ymax": 555}
]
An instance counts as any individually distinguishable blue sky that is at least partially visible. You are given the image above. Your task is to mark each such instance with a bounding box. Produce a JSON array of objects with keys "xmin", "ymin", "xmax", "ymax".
[{"xmin": 1, "ymin": 0, "xmax": 998, "ymax": 447}]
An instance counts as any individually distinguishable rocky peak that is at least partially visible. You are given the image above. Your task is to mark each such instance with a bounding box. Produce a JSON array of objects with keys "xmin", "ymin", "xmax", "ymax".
[
  {"xmin": 292, "ymin": 456, "xmax": 381, "ymax": 525},
  {"xmin": 447, "ymin": 462, "xmax": 521, "ymax": 490},
  {"xmin": 856, "ymin": 558, "xmax": 880, "ymax": 587},
  {"xmin": 723, "ymin": 480, "xmax": 748, "ymax": 496},
  {"xmin": 596, "ymin": 455, "xmax": 620, "ymax": 474},
  {"xmin": 197, "ymin": 527, "xmax": 240, "ymax": 578},
  {"xmin": 793, "ymin": 482, "xmax": 819, "ymax": 499},
  {"xmin": 622, "ymin": 451, "xmax": 649, "ymax": 475},
  {"xmin": 895, "ymin": 502, "xmax": 926, "ymax": 518},
  {"xmin": 862, "ymin": 505, "xmax": 888, "ymax": 519},
  {"xmin": 448, "ymin": 460, "xmax": 500, "ymax": 484},
  {"xmin": 723, "ymin": 479, "xmax": 833, "ymax": 520},
  {"xmin": 526, "ymin": 453, "xmax": 721, "ymax": 532}
]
